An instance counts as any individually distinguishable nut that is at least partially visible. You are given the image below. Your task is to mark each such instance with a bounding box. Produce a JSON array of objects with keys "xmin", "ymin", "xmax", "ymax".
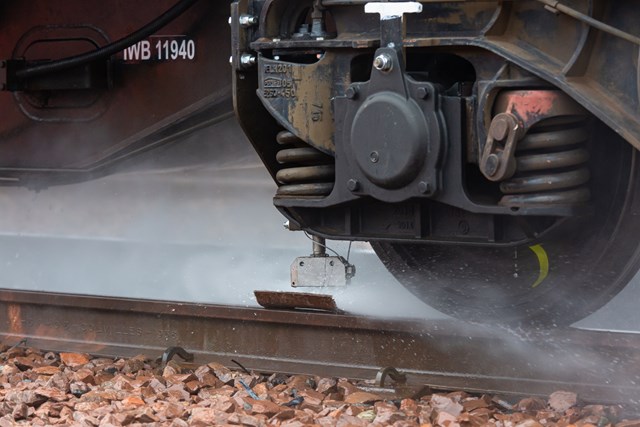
[{"xmin": 373, "ymin": 53, "xmax": 393, "ymax": 72}]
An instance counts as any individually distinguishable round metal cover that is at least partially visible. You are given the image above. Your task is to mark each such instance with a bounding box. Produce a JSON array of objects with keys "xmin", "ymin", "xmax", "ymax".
[{"xmin": 350, "ymin": 92, "xmax": 428, "ymax": 189}]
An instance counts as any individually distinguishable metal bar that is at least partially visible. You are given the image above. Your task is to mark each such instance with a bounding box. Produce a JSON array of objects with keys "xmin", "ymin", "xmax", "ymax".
[
  {"xmin": 323, "ymin": 0, "xmax": 640, "ymax": 47},
  {"xmin": 537, "ymin": 0, "xmax": 640, "ymax": 46},
  {"xmin": 0, "ymin": 289, "xmax": 639, "ymax": 406},
  {"xmin": 312, "ymin": 235, "xmax": 327, "ymax": 257}
]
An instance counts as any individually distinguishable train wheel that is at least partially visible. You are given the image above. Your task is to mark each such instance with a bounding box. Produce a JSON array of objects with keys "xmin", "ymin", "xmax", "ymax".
[{"xmin": 372, "ymin": 123, "xmax": 640, "ymax": 326}]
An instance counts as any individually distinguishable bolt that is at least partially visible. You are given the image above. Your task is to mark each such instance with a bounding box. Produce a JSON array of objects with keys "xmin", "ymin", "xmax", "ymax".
[
  {"xmin": 484, "ymin": 154, "xmax": 500, "ymax": 177},
  {"xmin": 491, "ymin": 117, "xmax": 510, "ymax": 140},
  {"xmin": 458, "ymin": 220, "xmax": 470, "ymax": 235},
  {"xmin": 418, "ymin": 181, "xmax": 431, "ymax": 194},
  {"xmin": 369, "ymin": 151, "xmax": 379, "ymax": 163},
  {"xmin": 417, "ymin": 87, "xmax": 429, "ymax": 99},
  {"xmin": 373, "ymin": 53, "xmax": 393, "ymax": 72},
  {"xmin": 238, "ymin": 14, "xmax": 258, "ymax": 27},
  {"xmin": 347, "ymin": 179, "xmax": 360, "ymax": 192},
  {"xmin": 240, "ymin": 53, "xmax": 257, "ymax": 68},
  {"xmin": 345, "ymin": 86, "xmax": 358, "ymax": 100}
]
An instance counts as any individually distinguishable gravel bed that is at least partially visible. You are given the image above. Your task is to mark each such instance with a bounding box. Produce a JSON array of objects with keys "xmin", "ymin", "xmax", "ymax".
[{"xmin": 0, "ymin": 347, "xmax": 637, "ymax": 426}]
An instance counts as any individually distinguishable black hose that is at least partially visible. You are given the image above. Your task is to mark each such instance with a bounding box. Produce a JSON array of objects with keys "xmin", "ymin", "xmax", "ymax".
[{"xmin": 16, "ymin": 0, "xmax": 201, "ymax": 80}]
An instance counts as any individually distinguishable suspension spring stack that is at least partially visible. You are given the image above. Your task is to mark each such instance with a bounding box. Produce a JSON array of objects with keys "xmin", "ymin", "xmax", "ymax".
[
  {"xmin": 479, "ymin": 90, "xmax": 593, "ymax": 209},
  {"xmin": 275, "ymin": 131, "xmax": 335, "ymax": 197},
  {"xmin": 499, "ymin": 117, "xmax": 591, "ymax": 207}
]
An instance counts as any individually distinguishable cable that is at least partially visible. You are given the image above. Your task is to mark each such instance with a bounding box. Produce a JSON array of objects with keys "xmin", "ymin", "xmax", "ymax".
[
  {"xmin": 16, "ymin": 0, "xmax": 201, "ymax": 80},
  {"xmin": 303, "ymin": 231, "xmax": 344, "ymax": 259},
  {"xmin": 302, "ymin": 232, "xmax": 356, "ymax": 279}
]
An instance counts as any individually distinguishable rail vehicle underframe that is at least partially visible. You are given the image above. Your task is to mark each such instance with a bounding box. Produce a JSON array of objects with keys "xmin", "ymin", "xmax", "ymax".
[
  {"xmin": 1, "ymin": 0, "xmax": 640, "ymax": 324},
  {"xmin": 232, "ymin": 0, "xmax": 640, "ymax": 323},
  {"xmin": 232, "ymin": 0, "xmax": 638, "ymax": 245}
]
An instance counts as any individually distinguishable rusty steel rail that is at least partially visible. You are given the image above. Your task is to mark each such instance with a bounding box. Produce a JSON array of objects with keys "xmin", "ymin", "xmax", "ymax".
[{"xmin": 0, "ymin": 289, "xmax": 639, "ymax": 407}]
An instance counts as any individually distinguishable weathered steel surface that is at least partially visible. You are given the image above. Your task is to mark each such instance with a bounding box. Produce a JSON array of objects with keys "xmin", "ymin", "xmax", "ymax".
[
  {"xmin": 0, "ymin": 0, "xmax": 232, "ymax": 185},
  {"xmin": 255, "ymin": 291, "xmax": 339, "ymax": 312},
  {"xmin": 0, "ymin": 289, "xmax": 639, "ymax": 405}
]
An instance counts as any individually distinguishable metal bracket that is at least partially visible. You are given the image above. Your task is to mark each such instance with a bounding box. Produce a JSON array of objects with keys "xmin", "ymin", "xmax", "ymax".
[
  {"xmin": 364, "ymin": 2, "xmax": 422, "ymax": 20},
  {"xmin": 1, "ymin": 58, "xmax": 110, "ymax": 92},
  {"xmin": 479, "ymin": 113, "xmax": 523, "ymax": 182},
  {"xmin": 375, "ymin": 366, "xmax": 407, "ymax": 387},
  {"xmin": 230, "ymin": 0, "xmax": 257, "ymax": 70},
  {"xmin": 160, "ymin": 346, "xmax": 194, "ymax": 367},
  {"xmin": 291, "ymin": 256, "xmax": 353, "ymax": 287},
  {"xmin": 365, "ymin": 1, "xmax": 422, "ymax": 49},
  {"xmin": 290, "ymin": 235, "xmax": 355, "ymax": 287}
]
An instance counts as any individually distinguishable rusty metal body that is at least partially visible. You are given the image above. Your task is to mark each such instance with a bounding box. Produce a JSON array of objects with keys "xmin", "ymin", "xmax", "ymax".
[
  {"xmin": 1, "ymin": 2, "xmax": 640, "ymax": 324},
  {"xmin": 0, "ymin": 1, "xmax": 232, "ymax": 187},
  {"xmin": 232, "ymin": 0, "xmax": 640, "ymax": 239},
  {"xmin": 230, "ymin": 0, "xmax": 640, "ymax": 325}
]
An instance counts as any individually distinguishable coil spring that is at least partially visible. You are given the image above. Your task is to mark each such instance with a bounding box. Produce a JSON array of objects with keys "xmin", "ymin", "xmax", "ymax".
[
  {"xmin": 275, "ymin": 131, "xmax": 335, "ymax": 197},
  {"xmin": 499, "ymin": 118, "xmax": 591, "ymax": 207}
]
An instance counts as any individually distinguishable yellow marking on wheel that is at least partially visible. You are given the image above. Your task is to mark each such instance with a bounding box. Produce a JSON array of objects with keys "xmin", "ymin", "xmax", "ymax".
[{"xmin": 529, "ymin": 244, "xmax": 549, "ymax": 288}]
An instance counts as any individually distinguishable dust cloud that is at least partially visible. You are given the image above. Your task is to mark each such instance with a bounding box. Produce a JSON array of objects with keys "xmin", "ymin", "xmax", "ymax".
[
  {"xmin": 0, "ymin": 116, "xmax": 638, "ymax": 404},
  {"xmin": 0, "ymin": 116, "xmax": 637, "ymax": 330},
  {"xmin": 0, "ymin": 117, "xmax": 434, "ymax": 319}
]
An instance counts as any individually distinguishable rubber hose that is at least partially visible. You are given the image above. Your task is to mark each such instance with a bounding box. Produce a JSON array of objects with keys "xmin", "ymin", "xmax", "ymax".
[{"xmin": 16, "ymin": 0, "xmax": 201, "ymax": 80}]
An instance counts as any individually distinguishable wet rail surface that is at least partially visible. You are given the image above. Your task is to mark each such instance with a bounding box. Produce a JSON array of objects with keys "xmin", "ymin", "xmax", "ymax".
[{"xmin": 0, "ymin": 289, "xmax": 638, "ymax": 407}]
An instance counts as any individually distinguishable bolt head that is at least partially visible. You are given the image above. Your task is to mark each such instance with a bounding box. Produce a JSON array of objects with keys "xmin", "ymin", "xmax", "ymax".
[
  {"xmin": 491, "ymin": 118, "xmax": 510, "ymax": 141},
  {"xmin": 485, "ymin": 154, "xmax": 500, "ymax": 177},
  {"xmin": 239, "ymin": 14, "xmax": 258, "ymax": 27},
  {"xmin": 458, "ymin": 220, "xmax": 470, "ymax": 235},
  {"xmin": 240, "ymin": 53, "xmax": 256, "ymax": 68},
  {"xmin": 373, "ymin": 53, "xmax": 393, "ymax": 72},
  {"xmin": 418, "ymin": 181, "xmax": 431, "ymax": 194},
  {"xmin": 417, "ymin": 87, "xmax": 429, "ymax": 99},
  {"xmin": 369, "ymin": 151, "xmax": 380, "ymax": 163},
  {"xmin": 345, "ymin": 86, "xmax": 358, "ymax": 99},
  {"xmin": 347, "ymin": 179, "xmax": 360, "ymax": 192}
]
